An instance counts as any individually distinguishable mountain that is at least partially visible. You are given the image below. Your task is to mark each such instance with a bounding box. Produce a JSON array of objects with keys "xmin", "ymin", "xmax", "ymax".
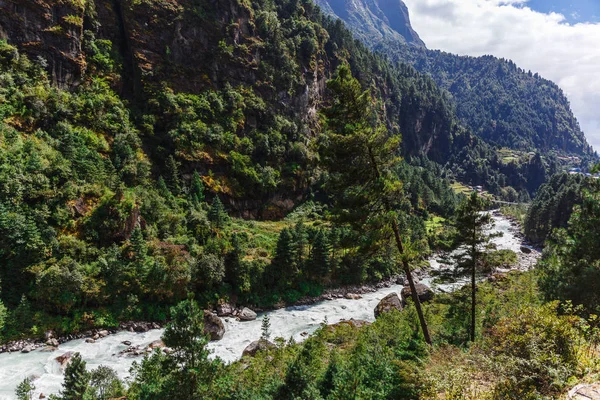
[
  {"xmin": 316, "ymin": 0, "xmax": 425, "ymax": 47},
  {"xmin": 315, "ymin": 0, "xmax": 595, "ymax": 159}
]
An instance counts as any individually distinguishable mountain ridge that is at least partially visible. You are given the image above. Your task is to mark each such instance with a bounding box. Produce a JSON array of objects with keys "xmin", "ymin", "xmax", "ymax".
[{"xmin": 316, "ymin": 0, "xmax": 595, "ymax": 159}]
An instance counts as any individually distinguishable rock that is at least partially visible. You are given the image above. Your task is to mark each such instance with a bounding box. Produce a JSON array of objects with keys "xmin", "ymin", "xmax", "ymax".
[
  {"xmin": 374, "ymin": 293, "xmax": 403, "ymax": 318},
  {"xmin": 55, "ymin": 352, "xmax": 74, "ymax": 369},
  {"xmin": 401, "ymin": 283, "xmax": 434, "ymax": 306},
  {"xmin": 203, "ymin": 310, "xmax": 225, "ymax": 340},
  {"xmin": 46, "ymin": 338, "xmax": 59, "ymax": 347},
  {"xmin": 300, "ymin": 331, "xmax": 308, "ymax": 337},
  {"xmin": 148, "ymin": 340, "xmax": 165, "ymax": 349},
  {"xmin": 242, "ymin": 339, "xmax": 276, "ymax": 357},
  {"xmin": 520, "ymin": 246, "xmax": 532, "ymax": 254},
  {"xmin": 568, "ymin": 383, "xmax": 600, "ymax": 399},
  {"xmin": 133, "ymin": 323, "xmax": 150, "ymax": 333},
  {"xmin": 327, "ymin": 319, "xmax": 371, "ymax": 333},
  {"xmin": 344, "ymin": 293, "xmax": 362, "ymax": 300},
  {"xmin": 239, "ymin": 307, "xmax": 257, "ymax": 321},
  {"xmin": 216, "ymin": 303, "xmax": 234, "ymax": 317},
  {"xmin": 21, "ymin": 345, "xmax": 35, "ymax": 353},
  {"xmin": 396, "ymin": 277, "xmax": 405, "ymax": 285},
  {"xmin": 122, "ymin": 340, "xmax": 132, "ymax": 346},
  {"xmin": 97, "ymin": 330, "xmax": 110, "ymax": 338},
  {"xmin": 41, "ymin": 346, "xmax": 58, "ymax": 352},
  {"xmin": 39, "ymin": 393, "xmax": 46, "ymax": 399},
  {"xmin": 92, "ymin": 334, "xmax": 100, "ymax": 340},
  {"xmin": 85, "ymin": 338, "xmax": 96, "ymax": 344},
  {"xmin": 44, "ymin": 331, "xmax": 54, "ymax": 340}
]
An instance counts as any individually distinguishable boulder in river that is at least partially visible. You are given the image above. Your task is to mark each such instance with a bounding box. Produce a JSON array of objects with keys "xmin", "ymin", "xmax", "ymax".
[
  {"xmin": 148, "ymin": 340, "xmax": 165, "ymax": 350},
  {"xmin": 85, "ymin": 338, "xmax": 95, "ymax": 344},
  {"xmin": 55, "ymin": 352, "xmax": 74, "ymax": 369},
  {"xmin": 21, "ymin": 345, "xmax": 34, "ymax": 353},
  {"xmin": 242, "ymin": 339, "xmax": 276, "ymax": 357},
  {"xmin": 401, "ymin": 283, "xmax": 434, "ymax": 306},
  {"xmin": 345, "ymin": 293, "xmax": 362, "ymax": 300},
  {"xmin": 46, "ymin": 338, "xmax": 59, "ymax": 347},
  {"xmin": 216, "ymin": 303, "xmax": 234, "ymax": 317},
  {"xmin": 374, "ymin": 293, "xmax": 403, "ymax": 318},
  {"xmin": 203, "ymin": 310, "xmax": 225, "ymax": 340},
  {"xmin": 520, "ymin": 245, "xmax": 532, "ymax": 254},
  {"xmin": 239, "ymin": 307, "xmax": 257, "ymax": 321}
]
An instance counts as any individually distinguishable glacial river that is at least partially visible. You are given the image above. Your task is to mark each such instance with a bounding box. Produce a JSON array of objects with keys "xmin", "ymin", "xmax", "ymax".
[{"xmin": 0, "ymin": 213, "xmax": 532, "ymax": 399}]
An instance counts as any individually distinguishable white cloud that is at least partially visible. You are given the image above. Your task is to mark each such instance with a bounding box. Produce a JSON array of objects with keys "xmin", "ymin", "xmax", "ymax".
[{"xmin": 403, "ymin": 0, "xmax": 600, "ymax": 152}]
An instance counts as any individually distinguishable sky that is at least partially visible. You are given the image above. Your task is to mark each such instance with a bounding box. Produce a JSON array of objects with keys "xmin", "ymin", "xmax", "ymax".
[{"xmin": 402, "ymin": 0, "xmax": 600, "ymax": 152}]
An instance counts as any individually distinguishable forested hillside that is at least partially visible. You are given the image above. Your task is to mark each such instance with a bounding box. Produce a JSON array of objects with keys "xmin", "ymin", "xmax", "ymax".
[
  {"xmin": 2, "ymin": 1, "xmax": 600, "ymax": 399},
  {"xmin": 0, "ymin": 0, "xmax": 487, "ymax": 337},
  {"xmin": 316, "ymin": 0, "xmax": 596, "ymax": 160}
]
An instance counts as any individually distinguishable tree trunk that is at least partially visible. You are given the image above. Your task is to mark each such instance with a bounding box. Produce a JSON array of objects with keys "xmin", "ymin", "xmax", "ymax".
[
  {"xmin": 392, "ymin": 218, "xmax": 432, "ymax": 345},
  {"xmin": 471, "ymin": 221, "xmax": 477, "ymax": 342},
  {"xmin": 366, "ymin": 145, "xmax": 432, "ymax": 345}
]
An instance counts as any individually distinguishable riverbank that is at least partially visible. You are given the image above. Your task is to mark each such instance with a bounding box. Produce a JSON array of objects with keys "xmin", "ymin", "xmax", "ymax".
[{"xmin": 0, "ymin": 210, "xmax": 540, "ymax": 355}]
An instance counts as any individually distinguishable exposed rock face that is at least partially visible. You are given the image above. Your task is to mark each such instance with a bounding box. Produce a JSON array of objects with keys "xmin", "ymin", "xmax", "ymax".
[
  {"xmin": 203, "ymin": 310, "xmax": 225, "ymax": 340},
  {"xmin": 401, "ymin": 283, "xmax": 434, "ymax": 306},
  {"xmin": 238, "ymin": 307, "xmax": 257, "ymax": 321},
  {"xmin": 315, "ymin": 0, "xmax": 425, "ymax": 48},
  {"xmin": 0, "ymin": 0, "xmax": 86, "ymax": 86},
  {"xmin": 374, "ymin": 293, "xmax": 403, "ymax": 318},
  {"xmin": 568, "ymin": 383, "xmax": 600, "ymax": 399},
  {"xmin": 242, "ymin": 339, "xmax": 276, "ymax": 357}
]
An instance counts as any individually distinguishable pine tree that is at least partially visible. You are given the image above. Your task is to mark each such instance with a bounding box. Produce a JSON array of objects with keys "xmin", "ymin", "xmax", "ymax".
[
  {"xmin": 293, "ymin": 221, "xmax": 307, "ymax": 271},
  {"xmin": 61, "ymin": 352, "xmax": 90, "ymax": 400},
  {"xmin": 15, "ymin": 377, "xmax": 35, "ymax": 400},
  {"xmin": 165, "ymin": 155, "xmax": 181, "ymax": 195},
  {"xmin": 208, "ymin": 196, "xmax": 229, "ymax": 230},
  {"xmin": 157, "ymin": 175, "xmax": 172, "ymax": 199},
  {"xmin": 225, "ymin": 233, "xmax": 243, "ymax": 291},
  {"xmin": 308, "ymin": 229, "xmax": 330, "ymax": 279},
  {"xmin": 454, "ymin": 192, "xmax": 498, "ymax": 342},
  {"xmin": 271, "ymin": 228, "xmax": 297, "ymax": 289},
  {"xmin": 319, "ymin": 64, "xmax": 431, "ymax": 344},
  {"xmin": 190, "ymin": 170, "xmax": 205, "ymax": 205},
  {"xmin": 130, "ymin": 224, "xmax": 147, "ymax": 261},
  {"xmin": 261, "ymin": 314, "xmax": 271, "ymax": 340},
  {"xmin": 162, "ymin": 299, "xmax": 215, "ymax": 399}
]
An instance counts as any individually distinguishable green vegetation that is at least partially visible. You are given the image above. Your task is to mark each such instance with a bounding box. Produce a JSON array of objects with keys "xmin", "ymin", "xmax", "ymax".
[
  {"xmin": 3, "ymin": 0, "xmax": 600, "ymax": 398},
  {"xmin": 525, "ymin": 173, "xmax": 586, "ymax": 244}
]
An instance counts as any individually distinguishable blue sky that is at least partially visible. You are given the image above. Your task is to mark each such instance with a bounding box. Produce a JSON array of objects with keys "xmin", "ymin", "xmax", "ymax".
[{"xmin": 526, "ymin": 0, "xmax": 600, "ymax": 23}]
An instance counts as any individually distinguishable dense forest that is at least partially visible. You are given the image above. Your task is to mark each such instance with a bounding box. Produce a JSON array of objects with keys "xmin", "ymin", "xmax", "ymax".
[{"xmin": 1, "ymin": 0, "xmax": 600, "ymax": 399}]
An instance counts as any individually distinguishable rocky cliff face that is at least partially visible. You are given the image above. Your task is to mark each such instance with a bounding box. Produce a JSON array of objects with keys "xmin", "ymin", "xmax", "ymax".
[
  {"xmin": 315, "ymin": 0, "xmax": 425, "ymax": 47},
  {"xmin": 0, "ymin": 0, "xmax": 86, "ymax": 86},
  {"xmin": 0, "ymin": 0, "xmax": 471, "ymax": 215}
]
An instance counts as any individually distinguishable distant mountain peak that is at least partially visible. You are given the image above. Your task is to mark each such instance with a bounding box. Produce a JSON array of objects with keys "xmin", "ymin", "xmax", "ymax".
[{"xmin": 316, "ymin": 0, "xmax": 426, "ymax": 48}]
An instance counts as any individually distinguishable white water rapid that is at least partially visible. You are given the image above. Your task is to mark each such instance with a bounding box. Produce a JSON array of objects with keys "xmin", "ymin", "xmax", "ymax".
[{"xmin": 0, "ymin": 213, "xmax": 533, "ymax": 399}]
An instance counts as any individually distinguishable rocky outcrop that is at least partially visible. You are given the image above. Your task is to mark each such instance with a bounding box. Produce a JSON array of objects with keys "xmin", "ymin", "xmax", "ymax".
[
  {"xmin": 374, "ymin": 293, "xmax": 403, "ymax": 318},
  {"xmin": 401, "ymin": 283, "xmax": 434, "ymax": 306},
  {"xmin": 242, "ymin": 339, "xmax": 276, "ymax": 357},
  {"xmin": 216, "ymin": 303, "xmax": 234, "ymax": 317},
  {"xmin": 568, "ymin": 383, "xmax": 600, "ymax": 399},
  {"xmin": 55, "ymin": 351, "xmax": 74, "ymax": 369},
  {"xmin": 0, "ymin": 0, "xmax": 86, "ymax": 86},
  {"xmin": 203, "ymin": 310, "xmax": 225, "ymax": 340},
  {"xmin": 238, "ymin": 307, "xmax": 257, "ymax": 321}
]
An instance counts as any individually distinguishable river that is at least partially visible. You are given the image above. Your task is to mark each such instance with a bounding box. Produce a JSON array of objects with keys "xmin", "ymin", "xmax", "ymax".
[{"xmin": 0, "ymin": 212, "xmax": 537, "ymax": 399}]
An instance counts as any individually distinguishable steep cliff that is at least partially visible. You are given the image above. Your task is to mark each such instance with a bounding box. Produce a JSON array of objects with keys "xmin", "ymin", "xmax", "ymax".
[
  {"xmin": 0, "ymin": 0, "xmax": 468, "ymax": 217},
  {"xmin": 315, "ymin": 0, "xmax": 424, "ymax": 47}
]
